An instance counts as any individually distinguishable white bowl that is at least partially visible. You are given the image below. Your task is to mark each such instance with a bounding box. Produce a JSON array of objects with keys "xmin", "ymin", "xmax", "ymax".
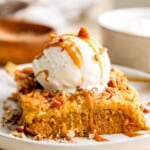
[{"xmin": 98, "ymin": 8, "xmax": 150, "ymax": 73}]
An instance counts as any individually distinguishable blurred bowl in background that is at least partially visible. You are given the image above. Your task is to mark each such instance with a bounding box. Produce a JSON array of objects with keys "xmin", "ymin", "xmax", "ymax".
[
  {"xmin": 98, "ymin": 8, "xmax": 150, "ymax": 73},
  {"xmin": 0, "ymin": 18, "xmax": 55, "ymax": 65}
]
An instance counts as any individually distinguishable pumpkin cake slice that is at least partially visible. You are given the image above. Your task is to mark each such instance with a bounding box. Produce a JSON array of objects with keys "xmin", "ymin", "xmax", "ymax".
[
  {"xmin": 3, "ymin": 27, "xmax": 148, "ymax": 141},
  {"xmin": 14, "ymin": 66, "xmax": 147, "ymax": 140}
]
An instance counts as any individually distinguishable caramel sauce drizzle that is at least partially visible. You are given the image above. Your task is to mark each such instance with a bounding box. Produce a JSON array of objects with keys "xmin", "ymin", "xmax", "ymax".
[
  {"xmin": 93, "ymin": 133, "xmax": 108, "ymax": 142},
  {"xmin": 44, "ymin": 27, "xmax": 105, "ymax": 72},
  {"xmin": 66, "ymin": 38, "xmax": 83, "ymax": 66},
  {"xmin": 83, "ymin": 90, "xmax": 109, "ymax": 142},
  {"xmin": 62, "ymin": 44, "xmax": 82, "ymax": 68},
  {"xmin": 83, "ymin": 90, "xmax": 95, "ymax": 132},
  {"xmin": 83, "ymin": 91, "xmax": 95, "ymax": 131},
  {"xmin": 46, "ymin": 36, "xmax": 83, "ymax": 68},
  {"xmin": 35, "ymin": 70, "xmax": 49, "ymax": 82},
  {"xmin": 77, "ymin": 27, "xmax": 104, "ymax": 82},
  {"xmin": 143, "ymin": 108, "xmax": 150, "ymax": 113},
  {"xmin": 77, "ymin": 28, "xmax": 109, "ymax": 142},
  {"xmin": 124, "ymin": 131, "xmax": 142, "ymax": 137},
  {"xmin": 48, "ymin": 33, "xmax": 57, "ymax": 39},
  {"xmin": 35, "ymin": 51, "xmax": 44, "ymax": 59},
  {"xmin": 85, "ymin": 39, "xmax": 103, "ymax": 80}
]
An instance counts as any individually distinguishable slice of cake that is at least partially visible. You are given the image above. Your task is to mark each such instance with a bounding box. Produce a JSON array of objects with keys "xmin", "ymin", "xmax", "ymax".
[
  {"xmin": 14, "ymin": 66, "xmax": 147, "ymax": 140},
  {"xmin": 3, "ymin": 27, "xmax": 148, "ymax": 141}
]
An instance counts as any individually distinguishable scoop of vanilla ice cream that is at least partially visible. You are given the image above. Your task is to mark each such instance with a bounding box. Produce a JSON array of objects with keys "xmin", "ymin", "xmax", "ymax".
[{"xmin": 33, "ymin": 27, "xmax": 111, "ymax": 92}]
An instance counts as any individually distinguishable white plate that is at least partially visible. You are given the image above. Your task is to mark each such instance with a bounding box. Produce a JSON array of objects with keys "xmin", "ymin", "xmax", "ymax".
[{"xmin": 0, "ymin": 64, "xmax": 150, "ymax": 150}]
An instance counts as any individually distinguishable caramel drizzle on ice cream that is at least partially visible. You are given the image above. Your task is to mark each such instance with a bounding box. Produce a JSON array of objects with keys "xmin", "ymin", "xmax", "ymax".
[
  {"xmin": 35, "ymin": 27, "xmax": 108, "ymax": 89},
  {"xmin": 64, "ymin": 38, "xmax": 83, "ymax": 67},
  {"xmin": 35, "ymin": 70, "xmax": 49, "ymax": 82},
  {"xmin": 85, "ymin": 39, "xmax": 103, "ymax": 80},
  {"xmin": 47, "ymin": 36, "xmax": 83, "ymax": 68},
  {"xmin": 78, "ymin": 27, "xmax": 104, "ymax": 82}
]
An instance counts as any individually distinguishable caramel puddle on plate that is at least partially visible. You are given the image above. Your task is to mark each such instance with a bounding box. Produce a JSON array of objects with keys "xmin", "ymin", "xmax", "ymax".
[
  {"xmin": 143, "ymin": 108, "xmax": 150, "ymax": 113},
  {"xmin": 124, "ymin": 131, "xmax": 143, "ymax": 137},
  {"xmin": 93, "ymin": 134, "xmax": 109, "ymax": 142}
]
